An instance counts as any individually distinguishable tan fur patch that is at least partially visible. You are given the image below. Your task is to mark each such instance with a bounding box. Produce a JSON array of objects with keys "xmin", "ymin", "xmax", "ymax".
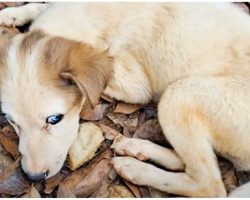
[
  {"xmin": 36, "ymin": 34, "xmax": 113, "ymax": 114},
  {"xmin": 19, "ymin": 30, "xmax": 45, "ymax": 58}
]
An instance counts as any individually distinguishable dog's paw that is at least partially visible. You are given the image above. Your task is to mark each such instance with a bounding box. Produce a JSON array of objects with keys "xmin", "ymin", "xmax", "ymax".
[
  {"xmin": 111, "ymin": 136, "xmax": 149, "ymax": 161},
  {"xmin": 0, "ymin": 8, "xmax": 28, "ymax": 27},
  {"xmin": 112, "ymin": 156, "xmax": 151, "ymax": 185}
]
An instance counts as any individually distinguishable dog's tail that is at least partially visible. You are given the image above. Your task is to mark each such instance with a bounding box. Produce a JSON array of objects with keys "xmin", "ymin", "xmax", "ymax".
[{"xmin": 229, "ymin": 181, "xmax": 250, "ymax": 197}]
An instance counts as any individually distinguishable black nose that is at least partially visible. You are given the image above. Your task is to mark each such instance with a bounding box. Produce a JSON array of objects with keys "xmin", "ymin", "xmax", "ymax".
[{"xmin": 25, "ymin": 171, "xmax": 48, "ymax": 182}]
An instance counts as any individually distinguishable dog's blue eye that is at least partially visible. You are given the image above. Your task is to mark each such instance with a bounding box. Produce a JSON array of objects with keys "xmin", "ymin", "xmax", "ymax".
[{"xmin": 46, "ymin": 114, "xmax": 64, "ymax": 125}]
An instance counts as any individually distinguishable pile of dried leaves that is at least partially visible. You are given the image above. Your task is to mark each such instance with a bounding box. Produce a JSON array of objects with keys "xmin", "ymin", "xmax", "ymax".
[{"xmin": 0, "ymin": 2, "xmax": 250, "ymax": 198}]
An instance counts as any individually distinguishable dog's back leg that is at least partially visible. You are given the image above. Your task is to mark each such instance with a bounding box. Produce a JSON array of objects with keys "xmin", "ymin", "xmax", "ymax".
[
  {"xmin": 113, "ymin": 77, "xmax": 234, "ymax": 197},
  {"xmin": 0, "ymin": 3, "xmax": 48, "ymax": 27}
]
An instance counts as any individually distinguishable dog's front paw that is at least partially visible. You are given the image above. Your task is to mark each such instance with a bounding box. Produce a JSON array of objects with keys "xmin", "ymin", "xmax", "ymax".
[
  {"xmin": 0, "ymin": 8, "xmax": 27, "ymax": 27},
  {"xmin": 112, "ymin": 156, "xmax": 151, "ymax": 185},
  {"xmin": 111, "ymin": 136, "xmax": 149, "ymax": 161}
]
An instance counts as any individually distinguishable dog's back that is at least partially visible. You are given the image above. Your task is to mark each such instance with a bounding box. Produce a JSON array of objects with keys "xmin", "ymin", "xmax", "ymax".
[{"xmin": 31, "ymin": 3, "xmax": 250, "ymax": 101}]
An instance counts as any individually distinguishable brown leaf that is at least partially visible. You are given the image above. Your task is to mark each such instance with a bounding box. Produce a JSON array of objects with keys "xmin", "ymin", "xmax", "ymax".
[
  {"xmin": 0, "ymin": 160, "xmax": 30, "ymax": 196},
  {"xmin": 149, "ymin": 187, "xmax": 170, "ymax": 197},
  {"xmin": 101, "ymin": 94, "xmax": 114, "ymax": 103},
  {"xmin": 97, "ymin": 116, "xmax": 123, "ymax": 133},
  {"xmin": 0, "ymin": 126, "xmax": 19, "ymax": 159},
  {"xmin": 99, "ymin": 124, "xmax": 121, "ymax": 140},
  {"xmin": 68, "ymin": 123, "xmax": 104, "ymax": 170},
  {"xmin": 58, "ymin": 149, "xmax": 112, "ymax": 197},
  {"xmin": 139, "ymin": 186, "xmax": 151, "ymax": 197},
  {"xmin": 219, "ymin": 159, "xmax": 238, "ymax": 193},
  {"xmin": 114, "ymin": 102, "xmax": 142, "ymax": 114},
  {"xmin": 106, "ymin": 113, "xmax": 128, "ymax": 127},
  {"xmin": 80, "ymin": 103, "xmax": 109, "ymax": 121},
  {"xmin": 57, "ymin": 183, "xmax": 76, "ymax": 198},
  {"xmin": 90, "ymin": 176, "xmax": 111, "ymax": 198},
  {"xmin": 124, "ymin": 180, "xmax": 142, "ymax": 198},
  {"xmin": 21, "ymin": 185, "xmax": 41, "ymax": 198},
  {"xmin": 106, "ymin": 112, "xmax": 139, "ymax": 133},
  {"xmin": 133, "ymin": 119, "xmax": 167, "ymax": 145},
  {"xmin": 44, "ymin": 173, "xmax": 63, "ymax": 194},
  {"xmin": 74, "ymin": 159, "xmax": 112, "ymax": 197},
  {"xmin": 0, "ymin": 151, "xmax": 14, "ymax": 174},
  {"xmin": 108, "ymin": 184, "xmax": 134, "ymax": 197}
]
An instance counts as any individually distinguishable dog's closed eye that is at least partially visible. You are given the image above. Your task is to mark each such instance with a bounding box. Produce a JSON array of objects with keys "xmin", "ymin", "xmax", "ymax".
[{"xmin": 46, "ymin": 114, "xmax": 64, "ymax": 125}]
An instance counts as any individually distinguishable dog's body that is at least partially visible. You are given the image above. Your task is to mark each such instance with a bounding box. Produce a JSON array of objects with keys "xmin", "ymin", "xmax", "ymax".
[{"xmin": 1, "ymin": 3, "xmax": 250, "ymax": 197}]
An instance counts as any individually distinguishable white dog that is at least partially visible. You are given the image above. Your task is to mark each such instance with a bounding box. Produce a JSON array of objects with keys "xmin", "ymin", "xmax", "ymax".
[{"xmin": 0, "ymin": 3, "xmax": 250, "ymax": 197}]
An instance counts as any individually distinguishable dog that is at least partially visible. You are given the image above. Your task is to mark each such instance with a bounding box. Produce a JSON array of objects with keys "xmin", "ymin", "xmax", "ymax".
[{"xmin": 1, "ymin": 3, "xmax": 250, "ymax": 197}]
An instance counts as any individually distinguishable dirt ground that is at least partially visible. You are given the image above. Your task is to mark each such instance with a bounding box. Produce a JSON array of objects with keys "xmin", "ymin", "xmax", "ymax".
[{"xmin": 0, "ymin": 2, "xmax": 250, "ymax": 198}]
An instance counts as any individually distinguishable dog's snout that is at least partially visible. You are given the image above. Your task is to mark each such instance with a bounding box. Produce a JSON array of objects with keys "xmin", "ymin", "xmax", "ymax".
[{"xmin": 25, "ymin": 171, "xmax": 49, "ymax": 182}]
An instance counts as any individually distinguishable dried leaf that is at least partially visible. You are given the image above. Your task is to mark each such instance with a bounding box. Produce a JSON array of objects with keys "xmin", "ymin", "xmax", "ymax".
[
  {"xmin": 21, "ymin": 185, "xmax": 41, "ymax": 198},
  {"xmin": 74, "ymin": 159, "xmax": 112, "ymax": 197},
  {"xmin": 0, "ymin": 160, "xmax": 30, "ymax": 196},
  {"xmin": 44, "ymin": 173, "xmax": 63, "ymax": 194},
  {"xmin": 106, "ymin": 113, "xmax": 128, "ymax": 127},
  {"xmin": 80, "ymin": 103, "xmax": 109, "ymax": 121},
  {"xmin": 90, "ymin": 176, "xmax": 111, "ymax": 198},
  {"xmin": 139, "ymin": 186, "xmax": 151, "ymax": 197},
  {"xmin": 59, "ymin": 149, "xmax": 112, "ymax": 197},
  {"xmin": 69, "ymin": 123, "xmax": 104, "ymax": 170},
  {"xmin": 99, "ymin": 124, "xmax": 121, "ymax": 140},
  {"xmin": 114, "ymin": 102, "xmax": 142, "ymax": 114},
  {"xmin": 57, "ymin": 184, "xmax": 76, "ymax": 198},
  {"xmin": 133, "ymin": 119, "xmax": 167, "ymax": 145},
  {"xmin": 0, "ymin": 152, "xmax": 14, "ymax": 174},
  {"xmin": 219, "ymin": 159, "xmax": 238, "ymax": 193},
  {"xmin": 124, "ymin": 180, "xmax": 141, "ymax": 198},
  {"xmin": 106, "ymin": 112, "xmax": 139, "ymax": 133},
  {"xmin": 108, "ymin": 184, "xmax": 134, "ymax": 198},
  {"xmin": 0, "ymin": 126, "xmax": 19, "ymax": 159},
  {"xmin": 101, "ymin": 94, "xmax": 113, "ymax": 103},
  {"xmin": 149, "ymin": 187, "xmax": 170, "ymax": 197}
]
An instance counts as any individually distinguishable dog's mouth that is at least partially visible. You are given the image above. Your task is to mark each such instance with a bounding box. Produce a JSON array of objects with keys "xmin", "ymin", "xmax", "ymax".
[{"xmin": 20, "ymin": 152, "xmax": 68, "ymax": 182}]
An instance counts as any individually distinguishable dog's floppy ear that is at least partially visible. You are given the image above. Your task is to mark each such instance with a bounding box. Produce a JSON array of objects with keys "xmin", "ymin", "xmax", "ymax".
[{"xmin": 61, "ymin": 43, "xmax": 113, "ymax": 108}]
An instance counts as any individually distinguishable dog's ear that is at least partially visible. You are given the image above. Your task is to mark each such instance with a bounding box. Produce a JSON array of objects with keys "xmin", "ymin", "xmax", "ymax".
[{"xmin": 60, "ymin": 43, "xmax": 113, "ymax": 109}]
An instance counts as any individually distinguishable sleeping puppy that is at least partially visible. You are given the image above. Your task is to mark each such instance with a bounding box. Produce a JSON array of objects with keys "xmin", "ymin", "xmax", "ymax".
[{"xmin": 1, "ymin": 3, "xmax": 250, "ymax": 197}]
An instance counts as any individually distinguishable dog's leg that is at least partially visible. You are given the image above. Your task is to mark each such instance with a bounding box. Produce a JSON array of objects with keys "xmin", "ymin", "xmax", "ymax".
[
  {"xmin": 113, "ymin": 77, "xmax": 228, "ymax": 197},
  {"xmin": 0, "ymin": 3, "xmax": 48, "ymax": 27},
  {"xmin": 111, "ymin": 136, "xmax": 184, "ymax": 171}
]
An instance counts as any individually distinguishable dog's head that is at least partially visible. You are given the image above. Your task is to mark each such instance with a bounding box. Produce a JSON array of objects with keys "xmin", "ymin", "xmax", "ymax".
[{"xmin": 0, "ymin": 30, "xmax": 112, "ymax": 180}]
